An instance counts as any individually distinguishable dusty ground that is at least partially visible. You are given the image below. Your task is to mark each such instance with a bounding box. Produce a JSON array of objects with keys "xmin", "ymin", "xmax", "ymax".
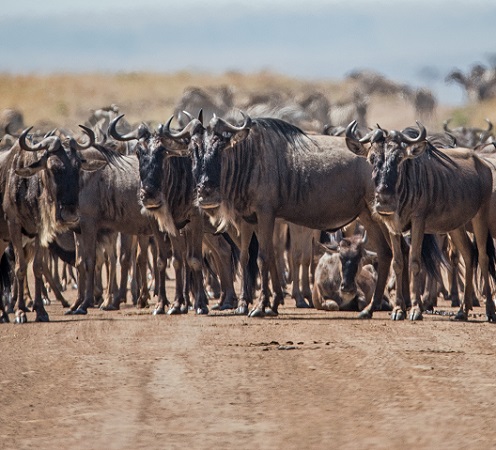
[{"xmin": 2, "ymin": 281, "xmax": 496, "ymax": 450}]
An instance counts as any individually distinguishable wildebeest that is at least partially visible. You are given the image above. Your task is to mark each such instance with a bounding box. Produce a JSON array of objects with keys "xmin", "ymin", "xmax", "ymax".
[
  {"xmin": 109, "ymin": 114, "xmax": 238, "ymax": 314},
  {"xmin": 166, "ymin": 112, "xmax": 394, "ymax": 318},
  {"xmin": 346, "ymin": 121, "xmax": 496, "ymax": 321},
  {"xmin": 1, "ymin": 126, "xmax": 107, "ymax": 323},
  {"xmin": 443, "ymin": 118, "xmax": 493, "ymax": 148},
  {"xmin": 312, "ymin": 232, "xmax": 382, "ymax": 311}
]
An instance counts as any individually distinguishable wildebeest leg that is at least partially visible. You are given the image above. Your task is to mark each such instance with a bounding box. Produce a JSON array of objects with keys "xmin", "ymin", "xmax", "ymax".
[
  {"xmin": 203, "ymin": 233, "xmax": 237, "ymax": 310},
  {"xmin": 136, "ymin": 236, "xmax": 150, "ymax": 309},
  {"xmin": 356, "ymin": 213, "xmax": 394, "ymax": 319},
  {"xmin": 72, "ymin": 226, "xmax": 98, "ymax": 315},
  {"xmin": 185, "ymin": 218, "xmax": 209, "ymax": 315},
  {"xmin": 449, "ymin": 228, "xmax": 475, "ymax": 321},
  {"xmin": 447, "ymin": 244, "xmax": 461, "ymax": 307},
  {"xmin": 150, "ymin": 232, "xmax": 169, "ymax": 315},
  {"xmin": 249, "ymin": 214, "xmax": 282, "ymax": 317},
  {"xmin": 167, "ymin": 234, "xmax": 187, "ymax": 315},
  {"xmin": 41, "ymin": 248, "xmax": 69, "ymax": 308},
  {"xmin": 9, "ymin": 225, "xmax": 30, "ymax": 323},
  {"xmin": 236, "ymin": 227, "xmax": 258, "ymax": 315},
  {"xmin": 471, "ymin": 211, "xmax": 496, "ymax": 322},
  {"xmin": 388, "ymin": 233, "xmax": 407, "ymax": 321},
  {"xmin": 31, "ymin": 240, "xmax": 49, "ymax": 322},
  {"xmin": 408, "ymin": 221, "xmax": 425, "ymax": 321}
]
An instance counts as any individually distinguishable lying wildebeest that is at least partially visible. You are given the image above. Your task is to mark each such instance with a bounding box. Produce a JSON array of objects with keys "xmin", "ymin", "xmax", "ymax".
[
  {"xmin": 1, "ymin": 126, "xmax": 108, "ymax": 323},
  {"xmin": 163, "ymin": 112, "xmax": 396, "ymax": 318},
  {"xmin": 312, "ymin": 232, "xmax": 384, "ymax": 311},
  {"xmin": 346, "ymin": 121, "xmax": 496, "ymax": 321}
]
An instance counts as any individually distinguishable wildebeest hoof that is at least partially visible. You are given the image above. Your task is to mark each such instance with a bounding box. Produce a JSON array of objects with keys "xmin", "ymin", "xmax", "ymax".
[
  {"xmin": 153, "ymin": 307, "xmax": 165, "ymax": 315},
  {"xmin": 43, "ymin": 298, "xmax": 51, "ymax": 306},
  {"xmin": 181, "ymin": 305, "xmax": 189, "ymax": 314},
  {"xmin": 451, "ymin": 299, "xmax": 460, "ymax": 308},
  {"xmin": 235, "ymin": 305, "xmax": 249, "ymax": 315},
  {"xmin": 454, "ymin": 310, "xmax": 468, "ymax": 321},
  {"xmin": 100, "ymin": 304, "xmax": 119, "ymax": 311},
  {"xmin": 73, "ymin": 308, "xmax": 88, "ymax": 315},
  {"xmin": 265, "ymin": 308, "xmax": 278, "ymax": 317},
  {"xmin": 391, "ymin": 309, "xmax": 405, "ymax": 321},
  {"xmin": 35, "ymin": 312, "xmax": 50, "ymax": 322},
  {"xmin": 196, "ymin": 306, "xmax": 209, "ymax": 315},
  {"xmin": 210, "ymin": 303, "xmax": 221, "ymax": 311},
  {"xmin": 15, "ymin": 312, "xmax": 28, "ymax": 324},
  {"xmin": 486, "ymin": 313, "xmax": 496, "ymax": 323},
  {"xmin": 296, "ymin": 301, "xmax": 311, "ymax": 308},
  {"xmin": 409, "ymin": 309, "xmax": 423, "ymax": 321},
  {"xmin": 248, "ymin": 308, "xmax": 265, "ymax": 318},
  {"xmin": 167, "ymin": 306, "xmax": 182, "ymax": 315},
  {"xmin": 358, "ymin": 309, "xmax": 373, "ymax": 319},
  {"xmin": 0, "ymin": 313, "xmax": 9, "ymax": 323}
]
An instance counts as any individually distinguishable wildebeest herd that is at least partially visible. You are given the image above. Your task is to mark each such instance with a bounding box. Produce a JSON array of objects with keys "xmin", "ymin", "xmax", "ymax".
[{"xmin": 0, "ymin": 83, "xmax": 495, "ymax": 325}]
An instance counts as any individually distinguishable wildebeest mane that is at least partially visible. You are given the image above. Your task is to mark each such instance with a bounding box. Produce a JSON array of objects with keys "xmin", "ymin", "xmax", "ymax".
[
  {"xmin": 92, "ymin": 142, "xmax": 133, "ymax": 169},
  {"xmin": 221, "ymin": 117, "xmax": 314, "ymax": 216}
]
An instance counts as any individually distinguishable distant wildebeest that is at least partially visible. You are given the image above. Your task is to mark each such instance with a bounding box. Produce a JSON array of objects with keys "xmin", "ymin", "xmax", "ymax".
[
  {"xmin": 1, "ymin": 126, "xmax": 108, "ymax": 323},
  {"xmin": 346, "ymin": 121, "xmax": 496, "ymax": 321},
  {"xmin": 165, "ymin": 112, "xmax": 395, "ymax": 318},
  {"xmin": 312, "ymin": 232, "xmax": 384, "ymax": 312},
  {"xmin": 443, "ymin": 118, "xmax": 493, "ymax": 148}
]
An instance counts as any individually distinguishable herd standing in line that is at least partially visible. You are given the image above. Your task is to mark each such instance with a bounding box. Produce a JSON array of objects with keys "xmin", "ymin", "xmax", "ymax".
[{"xmin": 0, "ymin": 81, "xmax": 495, "ymax": 324}]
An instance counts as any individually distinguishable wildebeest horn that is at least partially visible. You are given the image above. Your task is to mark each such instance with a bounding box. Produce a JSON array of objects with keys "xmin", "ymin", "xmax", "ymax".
[
  {"xmin": 76, "ymin": 125, "xmax": 97, "ymax": 150},
  {"xmin": 108, "ymin": 114, "xmax": 146, "ymax": 141},
  {"xmin": 443, "ymin": 119, "xmax": 452, "ymax": 133},
  {"xmin": 181, "ymin": 110, "xmax": 194, "ymax": 122},
  {"xmin": 161, "ymin": 115, "xmax": 203, "ymax": 140},
  {"xmin": 480, "ymin": 118, "xmax": 494, "ymax": 142},
  {"xmin": 401, "ymin": 121, "xmax": 427, "ymax": 144},
  {"xmin": 345, "ymin": 120, "xmax": 358, "ymax": 140},
  {"xmin": 361, "ymin": 230, "xmax": 368, "ymax": 246},
  {"xmin": 198, "ymin": 109, "xmax": 204, "ymax": 124},
  {"xmin": 18, "ymin": 127, "xmax": 61, "ymax": 152},
  {"xmin": 222, "ymin": 111, "xmax": 252, "ymax": 132}
]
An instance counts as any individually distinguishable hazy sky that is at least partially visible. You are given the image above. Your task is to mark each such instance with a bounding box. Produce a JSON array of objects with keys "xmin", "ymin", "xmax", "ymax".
[{"xmin": 2, "ymin": 0, "xmax": 495, "ymax": 105}]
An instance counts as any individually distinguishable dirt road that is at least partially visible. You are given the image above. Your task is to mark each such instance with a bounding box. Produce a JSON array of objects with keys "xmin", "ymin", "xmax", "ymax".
[{"xmin": 2, "ymin": 291, "xmax": 496, "ymax": 450}]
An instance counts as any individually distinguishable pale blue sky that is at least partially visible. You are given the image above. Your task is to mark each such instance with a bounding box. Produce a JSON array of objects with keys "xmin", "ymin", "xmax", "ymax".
[{"xmin": 2, "ymin": 0, "xmax": 495, "ymax": 105}]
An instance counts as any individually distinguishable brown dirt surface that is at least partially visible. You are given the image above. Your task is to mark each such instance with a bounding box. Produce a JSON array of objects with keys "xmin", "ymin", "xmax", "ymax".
[{"xmin": 2, "ymin": 284, "xmax": 496, "ymax": 450}]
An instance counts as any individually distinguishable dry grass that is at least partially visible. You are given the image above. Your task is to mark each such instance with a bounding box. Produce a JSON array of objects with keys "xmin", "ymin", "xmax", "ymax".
[{"xmin": 0, "ymin": 71, "xmax": 494, "ymax": 133}]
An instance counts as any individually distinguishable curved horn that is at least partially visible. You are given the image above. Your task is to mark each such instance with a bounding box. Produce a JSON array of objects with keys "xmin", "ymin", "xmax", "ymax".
[
  {"xmin": 198, "ymin": 108, "xmax": 204, "ymax": 124},
  {"xmin": 361, "ymin": 230, "xmax": 368, "ymax": 246},
  {"xmin": 108, "ymin": 114, "xmax": 142, "ymax": 141},
  {"xmin": 345, "ymin": 120, "xmax": 358, "ymax": 141},
  {"xmin": 443, "ymin": 119, "xmax": 452, "ymax": 133},
  {"xmin": 76, "ymin": 125, "xmax": 97, "ymax": 150},
  {"xmin": 216, "ymin": 110, "xmax": 252, "ymax": 132},
  {"xmin": 162, "ymin": 115, "xmax": 202, "ymax": 140},
  {"xmin": 480, "ymin": 118, "xmax": 494, "ymax": 143},
  {"xmin": 400, "ymin": 121, "xmax": 427, "ymax": 144},
  {"xmin": 181, "ymin": 110, "xmax": 194, "ymax": 122},
  {"xmin": 19, "ymin": 127, "xmax": 60, "ymax": 152}
]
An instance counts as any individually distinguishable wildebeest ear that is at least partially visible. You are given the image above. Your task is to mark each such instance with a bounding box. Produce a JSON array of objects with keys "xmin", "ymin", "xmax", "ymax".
[
  {"xmin": 80, "ymin": 158, "xmax": 107, "ymax": 172},
  {"xmin": 15, "ymin": 154, "xmax": 48, "ymax": 177},
  {"xmin": 405, "ymin": 141, "xmax": 427, "ymax": 159},
  {"xmin": 229, "ymin": 129, "xmax": 250, "ymax": 148},
  {"xmin": 345, "ymin": 137, "xmax": 368, "ymax": 157}
]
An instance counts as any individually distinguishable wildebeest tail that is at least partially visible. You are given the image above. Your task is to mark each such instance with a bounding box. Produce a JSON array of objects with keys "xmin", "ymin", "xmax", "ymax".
[
  {"xmin": 220, "ymin": 232, "xmax": 241, "ymax": 277},
  {"xmin": 421, "ymin": 234, "xmax": 447, "ymax": 283},
  {"xmin": 0, "ymin": 244, "xmax": 14, "ymax": 301},
  {"xmin": 243, "ymin": 232, "xmax": 259, "ymax": 300},
  {"xmin": 472, "ymin": 233, "xmax": 496, "ymax": 281}
]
